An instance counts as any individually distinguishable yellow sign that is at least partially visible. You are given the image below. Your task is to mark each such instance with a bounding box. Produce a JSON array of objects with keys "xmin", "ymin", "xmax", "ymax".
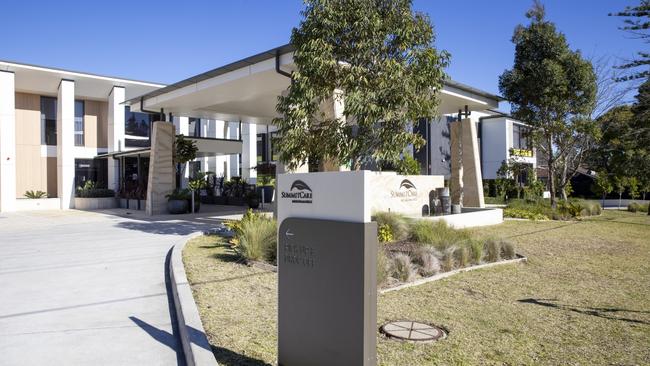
[{"xmin": 511, "ymin": 148, "xmax": 533, "ymax": 157}]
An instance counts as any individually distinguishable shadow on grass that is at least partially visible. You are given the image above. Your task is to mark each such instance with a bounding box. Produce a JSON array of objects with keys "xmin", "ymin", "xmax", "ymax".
[
  {"xmin": 211, "ymin": 345, "xmax": 273, "ymax": 366},
  {"xmin": 518, "ymin": 298, "xmax": 650, "ymax": 325},
  {"xmin": 504, "ymin": 222, "xmax": 578, "ymax": 239}
]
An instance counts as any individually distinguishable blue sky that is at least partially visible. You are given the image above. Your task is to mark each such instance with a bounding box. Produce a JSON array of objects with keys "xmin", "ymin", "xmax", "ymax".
[{"xmin": 0, "ymin": 0, "xmax": 640, "ymax": 106}]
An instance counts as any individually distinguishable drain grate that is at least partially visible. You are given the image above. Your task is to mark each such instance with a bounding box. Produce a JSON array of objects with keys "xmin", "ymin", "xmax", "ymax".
[{"xmin": 380, "ymin": 321, "xmax": 446, "ymax": 342}]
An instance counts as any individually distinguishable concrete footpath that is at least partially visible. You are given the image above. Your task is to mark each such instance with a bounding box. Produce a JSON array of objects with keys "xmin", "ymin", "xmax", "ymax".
[{"xmin": 0, "ymin": 208, "xmax": 244, "ymax": 366}]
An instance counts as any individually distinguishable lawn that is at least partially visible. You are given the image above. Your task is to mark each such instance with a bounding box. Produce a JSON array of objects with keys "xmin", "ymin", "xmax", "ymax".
[{"xmin": 183, "ymin": 210, "xmax": 650, "ymax": 365}]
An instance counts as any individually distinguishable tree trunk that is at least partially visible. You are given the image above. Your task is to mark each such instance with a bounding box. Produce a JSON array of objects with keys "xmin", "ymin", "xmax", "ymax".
[
  {"xmin": 601, "ymin": 193, "xmax": 606, "ymax": 209},
  {"xmin": 619, "ymin": 192, "xmax": 622, "ymax": 210},
  {"xmin": 547, "ymin": 137, "xmax": 557, "ymax": 209}
]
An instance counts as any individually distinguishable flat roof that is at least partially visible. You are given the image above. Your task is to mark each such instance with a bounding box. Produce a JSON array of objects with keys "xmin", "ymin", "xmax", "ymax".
[{"xmin": 128, "ymin": 43, "xmax": 503, "ymax": 105}]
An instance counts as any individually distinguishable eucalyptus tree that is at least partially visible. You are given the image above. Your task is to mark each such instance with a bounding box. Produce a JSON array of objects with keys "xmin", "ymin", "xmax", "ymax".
[
  {"xmin": 499, "ymin": 1, "xmax": 597, "ymax": 206},
  {"xmin": 274, "ymin": 0, "xmax": 450, "ymax": 170}
]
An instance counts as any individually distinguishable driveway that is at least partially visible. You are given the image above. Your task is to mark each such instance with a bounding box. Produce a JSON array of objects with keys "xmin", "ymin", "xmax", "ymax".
[{"xmin": 0, "ymin": 208, "xmax": 244, "ymax": 366}]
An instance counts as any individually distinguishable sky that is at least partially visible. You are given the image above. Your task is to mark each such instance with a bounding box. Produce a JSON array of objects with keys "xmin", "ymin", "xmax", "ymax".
[{"xmin": 0, "ymin": 0, "xmax": 641, "ymax": 110}]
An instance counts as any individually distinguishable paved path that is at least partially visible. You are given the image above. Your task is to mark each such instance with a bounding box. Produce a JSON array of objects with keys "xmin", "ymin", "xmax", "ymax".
[{"xmin": 0, "ymin": 208, "xmax": 245, "ymax": 366}]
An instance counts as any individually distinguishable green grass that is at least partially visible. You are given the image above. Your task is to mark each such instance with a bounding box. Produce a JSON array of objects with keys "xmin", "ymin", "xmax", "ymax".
[{"xmin": 184, "ymin": 210, "xmax": 650, "ymax": 365}]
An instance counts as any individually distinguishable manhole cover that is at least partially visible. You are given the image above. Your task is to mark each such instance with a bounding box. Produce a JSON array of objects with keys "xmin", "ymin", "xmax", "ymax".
[{"xmin": 380, "ymin": 321, "xmax": 446, "ymax": 342}]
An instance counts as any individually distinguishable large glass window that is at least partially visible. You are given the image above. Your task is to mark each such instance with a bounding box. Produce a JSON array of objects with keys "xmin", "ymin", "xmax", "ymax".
[
  {"xmin": 75, "ymin": 159, "xmax": 108, "ymax": 188},
  {"xmin": 188, "ymin": 118, "xmax": 201, "ymax": 137},
  {"xmin": 125, "ymin": 106, "xmax": 154, "ymax": 138},
  {"xmin": 513, "ymin": 124, "xmax": 531, "ymax": 150},
  {"xmin": 40, "ymin": 96, "xmax": 57, "ymax": 145},
  {"xmin": 74, "ymin": 100, "xmax": 84, "ymax": 146},
  {"xmin": 257, "ymin": 133, "xmax": 268, "ymax": 162},
  {"xmin": 270, "ymin": 132, "xmax": 280, "ymax": 161}
]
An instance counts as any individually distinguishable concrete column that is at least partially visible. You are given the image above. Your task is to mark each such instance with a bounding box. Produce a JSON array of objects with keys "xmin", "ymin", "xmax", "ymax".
[
  {"xmin": 215, "ymin": 120, "xmax": 230, "ymax": 180},
  {"xmin": 57, "ymin": 80, "xmax": 75, "ymax": 209},
  {"xmin": 449, "ymin": 121, "xmax": 463, "ymax": 205},
  {"xmin": 107, "ymin": 86, "xmax": 125, "ymax": 191},
  {"xmin": 146, "ymin": 121, "xmax": 175, "ymax": 215},
  {"xmin": 0, "ymin": 71, "xmax": 16, "ymax": 212},
  {"xmin": 241, "ymin": 122, "xmax": 257, "ymax": 183},
  {"xmin": 229, "ymin": 122, "xmax": 240, "ymax": 178},
  {"xmin": 461, "ymin": 118, "xmax": 485, "ymax": 208}
]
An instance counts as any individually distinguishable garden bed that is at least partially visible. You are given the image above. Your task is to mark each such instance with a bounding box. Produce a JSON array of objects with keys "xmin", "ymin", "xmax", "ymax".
[{"xmin": 183, "ymin": 210, "xmax": 650, "ymax": 365}]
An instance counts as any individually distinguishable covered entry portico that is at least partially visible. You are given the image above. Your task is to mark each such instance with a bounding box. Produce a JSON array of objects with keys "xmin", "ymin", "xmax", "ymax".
[{"xmin": 128, "ymin": 44, "xmax": 500, "ymax": 177}]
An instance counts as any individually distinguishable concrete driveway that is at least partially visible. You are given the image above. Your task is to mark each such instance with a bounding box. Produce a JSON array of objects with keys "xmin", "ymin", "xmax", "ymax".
[{"xmin": 0, "ymin": 208, "xmax": 244, "ymax": 366}]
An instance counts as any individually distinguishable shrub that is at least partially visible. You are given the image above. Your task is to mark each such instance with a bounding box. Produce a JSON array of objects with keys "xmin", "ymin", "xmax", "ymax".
[
  {"xmin": 485, "ymin": 238, "xmax": 501, "ymax": 262},
  {"xmin": 24, "ymin": 190, "xmax": 47, "ymax": 199},
  {"xmin": 409, "ymin": 220, "xmax": 472, "ymax": 250},
  {"xmin": 235, "ymin": 216, "xmax": 277, "ymax": 263},
  {"xmin": 373, "ymin": 211, "xmax": 409, "ymax": 241},
  {"xmin": 392, "ymin": 253, "xmax": 416, "ymax": 282},
  {"xmin": 377, "ymin": 245, "xmax": 391, "ymax": 286},
  {"xmin": 412, "ymin": 247, "xmax": 441, "ymax": 276},
  {"xmin": 455, "ymin": 246, "xmax": 470, "ymax": 268},
  {"xmin": 628, "ymin": 202, "xmax": 649, "ymax": 213},
  {"xmin": 378, "ymin": 224, "xmax": 393, "ymax": 243},
  {"xmin": 503, "ymin": 208, "xmax": 549, "ymax": 221},
  {"xmin": 469, "ymin": 240, "xmax": 484, "ymax": 264},
  {"xmin": 441, "ymin": 247, "xmax": 456, "ymax": 272},
  {"xmin": 76, "ymin": 188, "xmax": 115, "ymax": 198},
  {"xmin": 501, "ymin": 239, "xmax": 516, "ymax": 259}
]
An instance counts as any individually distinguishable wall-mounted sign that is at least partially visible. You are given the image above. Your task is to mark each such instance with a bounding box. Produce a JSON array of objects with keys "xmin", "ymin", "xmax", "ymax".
[
  {"xmin": 280, "ymin": 180, "xmax": 313, "ymax": 204},
  {"xmin": 390, "ymin": 179, "xmax": 418, "ymax": 202}
]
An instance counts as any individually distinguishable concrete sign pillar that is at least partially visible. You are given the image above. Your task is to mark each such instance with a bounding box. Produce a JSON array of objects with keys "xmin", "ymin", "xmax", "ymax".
[
  {"xmin": 461, "ymin": 118, "xmax": 485, "ymax": 208},
  {"xmin": 57, "ymin": 79, "xmax": 75, "ymax": 209},
  {"xmin": 277, "ymin": 171, "xmax": 377, "ymax": 366},
  {"xmin": 450, "ymin": 121, "xmax": 463, "ymax": 205},
  {"xmin": 449, "ymin": 119, "xmax": 485, "ymax": 208},
  {"xmin": 146, "ymin": 122, "xmax": 175, "ymax": 215},
  {"xmin": 241, "ymin": 122, "xmax": 257, "ymax": 183},
  {"xmin": 107, "ymin": 86, "xmax": 125, "ymax": 192},
  {"xmin": 0, "ymin": 71, "xmax": 16, "ymax": 212}
]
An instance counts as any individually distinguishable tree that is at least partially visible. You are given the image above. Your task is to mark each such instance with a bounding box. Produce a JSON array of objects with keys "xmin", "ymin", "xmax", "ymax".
[
  {"xmin": 499, "ymin": 1, "xmax": 597, "ymax": 207},
  {"xmin": 274, "ymin": 0, "xmax": 450, "ymax": 170},
  {"xmin": 592, "ymin": 171, "xmax": 613, "ymax": 208},
  {"xmin": 613, "ymin": 176, "xmax": 628, "ymax": 209},
  {"xmin": 174, "ymin": 135, "xmax": 198, "ymax": 188},
  {"xmin": 609, "ymin": 1, "xmax": 650, "ymax": 81}
]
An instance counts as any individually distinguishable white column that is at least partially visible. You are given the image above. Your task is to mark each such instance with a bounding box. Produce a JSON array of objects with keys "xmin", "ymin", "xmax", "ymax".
[
  {"xmin": 215, "ymin": 121, "xmax": 230, "ymax": 180},
  {"xmin": 229, "ymin": 122, "xmax": 239, "ymax": 178},
  {"xmin": 241, "ymin": 122, "xmax": 257, "ymax": 183},
  {"xmin": 57, "ymin": 79, "xmax": 75, "ymax": 209},
  {"xmin": 0, "ymin": 71, "xmax": 16, "ymax": 212},
  {"xmin": 107, "ymin": 86, "xmax": 125, "ymax": 191},
  {"xmin": 177, "ymin": 117, "xmax": 190, "ymax": 188}
]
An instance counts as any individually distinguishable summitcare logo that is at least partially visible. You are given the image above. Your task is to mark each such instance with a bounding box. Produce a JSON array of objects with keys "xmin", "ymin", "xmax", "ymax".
[
  {"xmin": 390, "ymin": 179, "xmax": 418, "ymax": 202},
  {"xmin": 281, "ymin": 180, "xmax": 313, "ymax": 204}
]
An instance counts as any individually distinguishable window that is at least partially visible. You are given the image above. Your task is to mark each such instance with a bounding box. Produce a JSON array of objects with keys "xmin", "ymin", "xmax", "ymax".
[
  {"xmin": 270, "ymin": 132, "xmax": 280, "ymax": 161},
  {"xmin": 74, "ymin": 100, "xmax": 84, "ymax": 146},
  {"xmin": 512, "ymin": 124, "xmax": 531, "ymax": 150},
  {"xmin": 125, "ymin": 106, "xmax": 154, "ymax": 138},
  {"xmin": 40, "ymin": 96, "xmax": 57, "ymax": 145},
  {"xmin": 188, "ymin": 118, "xmax": 201, "ymax": 137},
  {"xmin": 75, "ymin": 159, "xmax": 108, "ymax": 189},
  {"xmin": 189, "ymin": 161, "xmax": 201, "ymax": 179},
  {"xmin": 257, "ymin": 133, "xmax": 268, "ymax": 162}
]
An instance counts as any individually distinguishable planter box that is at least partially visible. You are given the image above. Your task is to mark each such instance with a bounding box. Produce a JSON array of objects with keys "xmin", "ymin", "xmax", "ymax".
[
  {"xmin": 14, "ymin": 198, "xmax": 61, "ymax": 211},
  {"xmin": 119, "ymin": 198, "xmax": 147, "ymax": 210},
  {"xmin": 74, "ymin": 197, "xmax": 118, "ymax": 210},
  {"xmin": 258, "ymin": 186, "xmax": 274, "ymax": 203}
]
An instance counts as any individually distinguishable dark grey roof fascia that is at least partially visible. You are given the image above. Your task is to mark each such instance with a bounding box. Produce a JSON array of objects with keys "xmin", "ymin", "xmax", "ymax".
[{"xmin": 128, "ymin": 43, "xmax": 503, "ymax": 105}]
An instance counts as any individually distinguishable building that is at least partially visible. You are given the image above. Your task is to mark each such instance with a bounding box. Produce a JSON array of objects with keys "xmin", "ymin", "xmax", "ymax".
[{"xmin": 0, "ymin": 44, "xmax": 533, "ymax": 213}]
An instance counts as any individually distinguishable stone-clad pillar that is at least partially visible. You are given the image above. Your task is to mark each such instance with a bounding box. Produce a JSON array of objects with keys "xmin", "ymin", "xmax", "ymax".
[
  {"xmin": 146, "ymin": 121, "xmax": 175, "ymax": 215},
  {"xmin": 57, "ymin": 79, "xmax": 75, "ymax": 209},
  {"xmin": 0, "ymin": 71, "xmax": 16, "ymax": 212},
  {"xmin": 241, "ymin": 122, "xmax": 257, "ymax": 183},
  {"xmin": 107, "ymin": 86, "xmax": 125, "ymax": 192},
  {"xmin": 461, "ymin": 118, "xmax": 485, "ymax": 208},
  {"xmin": 449, "ymin": 121, "xmax": 463, "ymax": 205}
]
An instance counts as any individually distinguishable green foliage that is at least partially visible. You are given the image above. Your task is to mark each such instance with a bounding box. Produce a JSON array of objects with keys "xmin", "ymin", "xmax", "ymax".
[
  {"xmin": 408, "ymin": 220, "xmax": 472, "ymax": 250},
  {"xmin": 627, "ymin": 202, "xmax": 649, "ymax": 213},
  {"xmin": 499, "ymin": 1, "xmax": 597, "ymax": 207},
  {"xmin": 274, "ymin": 0, "xmax": 450, "ymax": 170},
  {"xmin": 395, "ymin": 154, "xmax": 421, "ymax": 175},
  {"xmin": 233, "ymin": 213, "xmax": 277, "ymax": 264},
  {"xmin": 504, "ymin": 208, "xmax": 550, "ymax": 221},
  {"xmin": 166, "ymin": 188, "xmax": 191, "ymax": 201},
  {"xmin": 257, "ymin": 174, "xmax": 274, "ymax": 187},
  {"xmin": 485, "ymin": 238, "xmax": 502, "ymax": 263},
  {"xmin": 76, "ymin": 188, "xmax": 115, "ymax": 198},
  {"xmin": 470, "ymin": 240, "xmax": 484, "ymax": 264},
  {"xmin": 372, "ymin": 211, "xmax": 409, "ymax": 241},
  {"xmin": 174, "ymin": 135, "xmax": 198, "ymax": 165},
  {"xmin": 609, "ymin": 1, "xmax": 650, "ymax": 81},
  {"xmin": 412, "ymin": 246, "xmax": 440, "ymax": 276},
  {"xmin": 628, "ymin": 177, "xmax": 640, "ymax": 200},
  {"xmin": 455, "ymin": 246, "xmax": 470, "ymax": 268},
  {"xmin": 24, "ymin": 190, "xmax": 47, "ymax": 199},
  {"xmin": 391, "ymin": 253, "xmax": 416, "ymax": 282},
  {"xmin": 505, "ymin": 198, "xmax": 600, "ymax": 220},
  {"xmin": 188, "ymin": 172, "xmax": 208, "ymax": 192},
  {"xmin": 377, "ymin": 245, "xmax": 391, "ymax": 286},
  {"xmin": 501, "ymin": 240, "xmax": 516, "ymax": 260},
  {"xmin": 378, "ymin": 224, "xmax": 394, "ymax": 243}
]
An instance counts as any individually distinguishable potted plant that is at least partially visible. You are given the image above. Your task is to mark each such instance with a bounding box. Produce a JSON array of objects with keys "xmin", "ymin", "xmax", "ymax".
[
  {"xmin": 188, "ymin": 172, "xmax": 208, "ymax": 213},
  {"xmin": 166, "ymin": 189, "xmax": 190, "ymax": 214},
  {"xmin": 247, "ymin": 190, "xmax": 260, "ymax": 209},
  {"xmin": 257, "ymin": 174, "xmax": 275, "ymax": 203}
]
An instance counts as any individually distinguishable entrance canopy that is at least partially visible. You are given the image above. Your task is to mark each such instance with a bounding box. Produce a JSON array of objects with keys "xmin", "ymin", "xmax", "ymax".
[{"xmin": 128, "ymin": 44, "xmax": 501, "ymax": 124}]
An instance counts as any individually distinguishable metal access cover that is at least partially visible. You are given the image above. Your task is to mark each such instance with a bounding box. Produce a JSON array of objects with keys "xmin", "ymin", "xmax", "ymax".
[{"xmin": 381, "ymin": 321, "xmax": 446, "ymax": 342}]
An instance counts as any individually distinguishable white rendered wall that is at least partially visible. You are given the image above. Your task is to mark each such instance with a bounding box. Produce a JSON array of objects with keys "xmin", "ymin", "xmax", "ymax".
[
  {"xmin": 107, "ymin": 86, "xmax": 125, "ymax": 191},
  {"xmin": 215, "ymin": 120, "xmax": 230, "ymax": 180},
  {"xmin": 480, "ymin": 117, "xmax": 509, "ymax": 179},
  {"xmin": 0, "ymin": 71, "xmax": 16, "ymax": 211},
  {"xmin": 57, "ymin": 80, "xmax": 75, "ymax": 209},
  {"xmin": 241, "ymin": 122, "xmax": 257, "ymax": 183},
  {"xmin": 229, "ymin": 122, "xmax": 239, "ymax": 178}
]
